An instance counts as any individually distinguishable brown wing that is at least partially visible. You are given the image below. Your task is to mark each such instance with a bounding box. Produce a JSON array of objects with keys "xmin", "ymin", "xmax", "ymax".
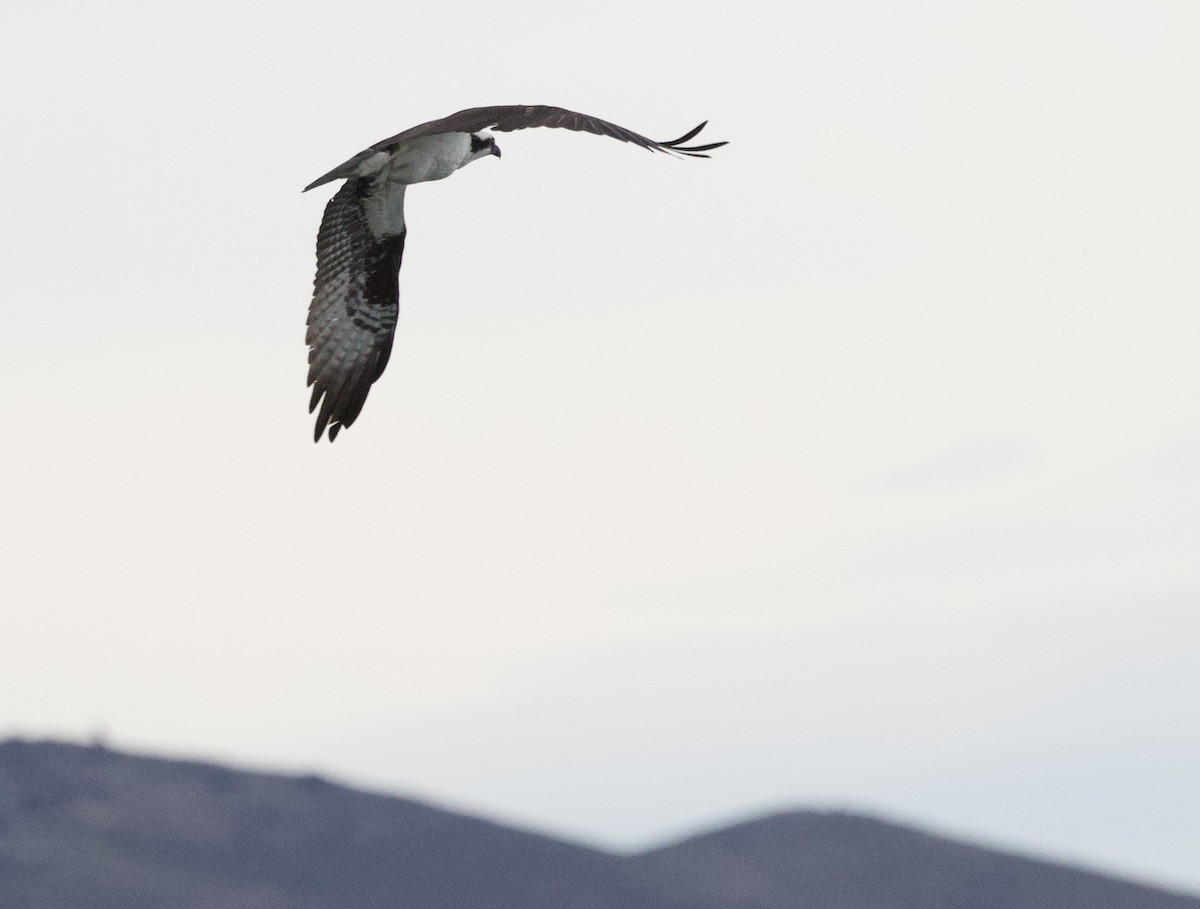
[{"xmin": 306, "ymin": 177, "xmax": 405, "ymax": 442}]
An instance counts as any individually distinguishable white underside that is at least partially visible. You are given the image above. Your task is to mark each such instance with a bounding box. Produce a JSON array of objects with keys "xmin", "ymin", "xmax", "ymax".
[
  {"xmin": 355, "ymin": 133, "xmax": 483, "ymax": 239},
  {"xmin": 360, "ymin": 133, "xmax": 475, "ymax": 185},
  {"xmin": 363, "ymin": 182, "xmax": 408, "ymax": 239}
]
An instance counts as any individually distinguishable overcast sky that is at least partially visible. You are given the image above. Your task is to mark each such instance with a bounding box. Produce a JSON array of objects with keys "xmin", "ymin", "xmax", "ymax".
[{"xmin": 3, "ymin": 0, "xmax": 1199, "ymax": 893}]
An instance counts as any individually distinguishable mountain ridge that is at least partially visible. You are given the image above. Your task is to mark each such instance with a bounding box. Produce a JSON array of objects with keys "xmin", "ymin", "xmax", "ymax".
[{"xmin": 1, "ymin": 737, "xmax": 1196, "ymax": 909}]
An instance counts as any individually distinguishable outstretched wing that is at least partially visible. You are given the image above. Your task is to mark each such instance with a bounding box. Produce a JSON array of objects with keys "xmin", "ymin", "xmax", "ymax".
[
  {"xmin": 303, "ymin": 106, "xmax": 726, "ymax": 192},
  {"xmin": 396, "ymin": 105, "xmax": 726, "ymax": 155},
  {"xmin": 306, "ymin": 177, "xmax": 406, "ymax": 442}
]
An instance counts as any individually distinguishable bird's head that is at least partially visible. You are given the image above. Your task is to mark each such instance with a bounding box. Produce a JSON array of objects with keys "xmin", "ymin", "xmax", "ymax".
[{"xmin": 469, "ymin": 130, "xmax": 502, "ymax": 163}]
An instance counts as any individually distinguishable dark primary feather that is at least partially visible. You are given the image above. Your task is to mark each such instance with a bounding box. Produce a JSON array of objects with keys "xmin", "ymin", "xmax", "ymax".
[{"xmin": 306, "ymin": 177, "xmax": 403, "ymax": 442}]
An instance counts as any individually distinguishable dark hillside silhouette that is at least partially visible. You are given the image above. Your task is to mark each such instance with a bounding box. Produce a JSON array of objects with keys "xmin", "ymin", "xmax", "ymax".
[{"xmin": 1, "ymin": 739, "xmax": 1196, "ymax": 909}]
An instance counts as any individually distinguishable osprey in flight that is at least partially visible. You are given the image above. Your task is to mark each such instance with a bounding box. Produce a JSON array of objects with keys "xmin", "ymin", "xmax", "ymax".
[{"xmin": 304, "ymin": 105, "xmax": 726, "ymax": 442}]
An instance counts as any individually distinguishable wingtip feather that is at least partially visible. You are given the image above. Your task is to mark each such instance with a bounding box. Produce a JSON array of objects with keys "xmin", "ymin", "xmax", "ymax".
[{"xmin": 656, "ymin": 121, "xmax": 727, "ymax": 157}]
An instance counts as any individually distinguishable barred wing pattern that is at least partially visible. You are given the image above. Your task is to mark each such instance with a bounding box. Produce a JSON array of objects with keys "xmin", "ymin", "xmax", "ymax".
[{"xmin": 306, "ymin": 177, "xmax": 405, "ymax": 442}]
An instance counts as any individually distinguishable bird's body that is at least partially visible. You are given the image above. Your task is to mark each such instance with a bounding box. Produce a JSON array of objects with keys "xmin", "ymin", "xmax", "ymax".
[{"xmin": 304, "ymin": 105, "xmax": 725, "ymax": 441}]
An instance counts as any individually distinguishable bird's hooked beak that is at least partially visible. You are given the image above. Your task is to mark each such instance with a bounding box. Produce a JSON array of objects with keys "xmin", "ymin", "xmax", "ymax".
[{"xmin": 491, "ymin": 143, "xmax": 502, "ymax": 159}]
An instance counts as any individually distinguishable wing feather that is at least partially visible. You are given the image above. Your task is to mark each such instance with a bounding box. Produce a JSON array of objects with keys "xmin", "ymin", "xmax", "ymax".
[
  {"xmin": 306, "ymin": 177, "xmax": 405, "ymax": 442},
  {"xmin": 303, "ymin": 105, "xmax": 726, "ymax": 191},
  {"xmin": 391, "ymin": 105, "xmax": 728, "ymax": 156}
]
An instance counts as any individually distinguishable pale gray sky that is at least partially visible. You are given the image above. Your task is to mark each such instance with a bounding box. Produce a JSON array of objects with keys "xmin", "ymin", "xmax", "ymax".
[{"xmin": 3, "ymin": 0, "xmax": 1199, "ymax": 893}]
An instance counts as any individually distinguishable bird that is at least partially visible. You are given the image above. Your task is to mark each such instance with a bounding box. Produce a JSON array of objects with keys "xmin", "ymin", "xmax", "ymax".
[{"xmin": 304, "ymin": 104, "xmax": 726, "ymax": 442}]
